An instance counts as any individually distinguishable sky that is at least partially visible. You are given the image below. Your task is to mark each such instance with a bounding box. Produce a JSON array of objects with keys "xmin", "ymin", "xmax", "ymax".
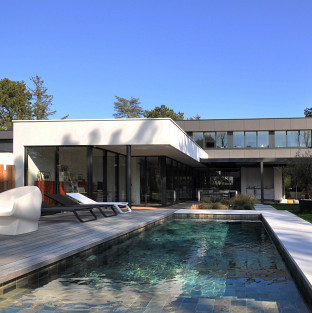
[{"xmin": 1, "ymin": 0, "xmax": 312, "ymax": 120}]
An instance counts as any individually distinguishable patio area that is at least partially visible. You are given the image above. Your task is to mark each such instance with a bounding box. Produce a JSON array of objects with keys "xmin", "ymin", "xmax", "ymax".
[{"xmin": 0, "ymin": 203, "xmax": 311, "ymax": 312}]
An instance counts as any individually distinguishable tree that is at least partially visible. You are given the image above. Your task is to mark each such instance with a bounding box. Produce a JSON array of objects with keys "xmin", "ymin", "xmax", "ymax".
[
  {"xmin": 29, "ymin": 75, "xmax": 56, "ymax": 120},
  {"xmin": 113, "ymin": 96, "xmax": 144, "ymax": 118},
  {"xmin": 187, "ymin": 114, "xmax": 201, "ymax": 120},
  {"xmin": 144, "ymin": 104, "xmax": 184, "ymax": 120},
  {"xmin": 304, "ymin": 107, "xmax": 312, "ymax": 117},
  {"xmin": 0, "ymin": 78, "xmax": 32, "ymax": 130},
  {"xmin": 286, "ymin": 150, "xmax": 312, "ymax": 199}
]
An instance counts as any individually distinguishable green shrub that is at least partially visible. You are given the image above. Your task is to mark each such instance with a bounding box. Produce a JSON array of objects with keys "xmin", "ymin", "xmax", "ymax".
[{"xmin": 230, "ymin": 194, "xmax": 257, "ymax": 210}]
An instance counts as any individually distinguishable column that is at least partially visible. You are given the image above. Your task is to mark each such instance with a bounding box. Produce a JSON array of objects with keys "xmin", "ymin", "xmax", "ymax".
[
  {"xmin": 126, "ymin": 145, "xmax": 132, "ymax": 207},
  {"xmin": 260, "ymin": 161, "xmax": 264, "ymax": 204}
]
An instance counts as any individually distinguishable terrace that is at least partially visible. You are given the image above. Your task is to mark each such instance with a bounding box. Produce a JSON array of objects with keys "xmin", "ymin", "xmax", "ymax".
[{"xmin": 0, "ymin": 203, "xmax": 311, "ymax": 312}]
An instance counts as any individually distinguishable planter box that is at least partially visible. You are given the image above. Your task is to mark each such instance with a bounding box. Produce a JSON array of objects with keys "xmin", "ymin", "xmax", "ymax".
[{"xmin": 299, "ymin": 199, "xmax": 312, "ymax": 212}]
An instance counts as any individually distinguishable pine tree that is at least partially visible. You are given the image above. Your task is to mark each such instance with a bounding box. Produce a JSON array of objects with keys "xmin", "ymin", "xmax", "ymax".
[
  {"xmin": 29, "ymin": 75, "xmax": 56, "ymax": 120},
  {"xmin": 113, "ymin": 96, "xmax": 144, "ymax": 118}
]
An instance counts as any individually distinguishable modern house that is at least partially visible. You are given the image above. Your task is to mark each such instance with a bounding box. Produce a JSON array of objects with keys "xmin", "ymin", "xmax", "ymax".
[{"xmin": 1, "ymin": 117, "xmax": 311, "ymax": 206}]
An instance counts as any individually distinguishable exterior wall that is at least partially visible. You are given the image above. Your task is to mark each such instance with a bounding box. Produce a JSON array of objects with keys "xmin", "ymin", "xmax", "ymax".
[
  {"xmin": 0, "ymin": 153, "xmax": 14, "ymax": 165},
  {"xmin": 177, "ymin": 117, "xmax": 312, "ymax": 132},
  {"xmin": 274, "ymin": 167, "xmax": 283, "ymax": 201},
  {"xmin": 240, "ymin": 167, "xmax": 276, "ymax": 200},
  {"xmin": 13, "ymin": 119, "xmax": 208, "ymax": 187},
  {"xmin": 177, "ymin": 118, "xmax": 312, "ymax": 160}
]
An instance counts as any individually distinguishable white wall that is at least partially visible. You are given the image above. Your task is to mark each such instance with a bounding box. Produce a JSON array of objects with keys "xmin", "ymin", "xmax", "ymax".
[
  {"xmin": 13, "ymin": 119, "xmax": 208, "ymax": 187},
  {"xmin": 274, "ymin": 167, "xmax": 283, "ymax": 201},
  {"xmin": 0, "ymin": 153, "xmax": 14, "ymax": 165}
]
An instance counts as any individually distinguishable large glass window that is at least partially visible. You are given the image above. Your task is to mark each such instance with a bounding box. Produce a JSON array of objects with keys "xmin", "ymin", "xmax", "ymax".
[
  {"xmin": 146, "ymin": 157, "xmax": 161, "ymax": 205},
  {"xmin": 300, "ymin": 130, "xmax": 311, "ymax": 147},
  {"xmin": 27, "ymin": 147, "xmax": 55, "ymax": 204},
  {"xmin": 58, "ymin": 147, "xmax": 87, "ymax": 195},
  {"xmin": 233, "ymin": 132, "xmax": 244, "ymax": 148},
  {"xmin": 119, "ymin": 155, "xmax": 126, "ymax": 201},
  {"xmin": 204, "ymin": 132, "xmax": 215, "ymax": 148},
  {"xmin": 92, "ymin": 148, "xmax": 105, "ymax": 201},
  {"xmin": 245, "ymin": 132, "xmax": 257, "ymax": 148},
  {"xmin": 107, "ymin": 152, "xmax": 117, "ymax": 201},
  {"xmin": 275, "ymin": 131, "xmax": 286, "ymax": 147},
  {"xmin": 287, "ymin": 131, "xmax": 299, "ymax": 147},
  {"xmin": 193, "ymin": 132, "xmax": 204, "ymax": 148},
  {"xmin": 258, "ymin": 131, "xmax": 269, "ymax": 148},
  {"xmin": 216, "ymin": 132, "xmax": 227, "ymax": 148}
]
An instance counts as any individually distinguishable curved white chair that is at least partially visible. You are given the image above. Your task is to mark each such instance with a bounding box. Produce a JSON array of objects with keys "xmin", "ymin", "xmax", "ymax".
[{"xmin": 0, "ymin": 186, "xmax": 42, "ymax": 235}]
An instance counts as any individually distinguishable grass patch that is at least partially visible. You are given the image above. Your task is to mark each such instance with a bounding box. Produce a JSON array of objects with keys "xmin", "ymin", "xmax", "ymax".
[{"xmin": 271, "ymin": 203, "xmax": 312, "ymax": 224}]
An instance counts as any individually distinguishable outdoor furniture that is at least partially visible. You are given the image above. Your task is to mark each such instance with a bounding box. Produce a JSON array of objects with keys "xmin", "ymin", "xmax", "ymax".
[
  {"xmin": 0, "ymin": 186, "xmax": 42, "ymax": 235},
  {"xmin": 66, "ymin": 192, "xmax": 132, "ymax": 214},
  {"xmin": 44, "ymin": 193, "xmax": 117, "ymax": 222}
]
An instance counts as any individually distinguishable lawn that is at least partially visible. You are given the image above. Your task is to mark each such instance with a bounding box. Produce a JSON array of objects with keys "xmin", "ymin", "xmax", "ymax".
[{"xmin": 271, "ymin": 203, "xmax": 312, "ymax": 224}]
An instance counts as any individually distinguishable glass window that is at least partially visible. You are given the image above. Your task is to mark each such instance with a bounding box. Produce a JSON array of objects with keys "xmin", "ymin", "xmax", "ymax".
[
  {"xmin": 193, "ymin": 132, "xmax": 204, "ymax": 148},
  {"xmin": 119, "ymin": 155, "xmax": 126, "ymax": 201},
  {"xmin": 233, "ymin": 132, "xmax": 244, "ymax": 148},
  {"xmin": 27, "ymin": 147, "xmax": 55, "ymax": 204},
  {"xmin": 107, "ymin": 151, "xmax": 117, "ymax": 201},
  {"xmin": 204, "ymin": 132, "xmax": 215, "ymax": 148},
  {"xmin": 258, "ymin": 131, "xmax": 269, "ymax": 148},
  {"xmin": 216, "ymin": 132, "xmax": 227, "ymax": 148},
  {"xmin": 275, "ymin": 131, "xmax": 286, "ymax": 147},
  {"xmin": 92, "ymin": 148, "xmax": 105, "ymax": 201},
  {"xmin": 59, "ymin": 147, "xmax": 87, "ymax": 195},
  {"xmin": 287, "ymin": 131, "xmax": 299, "ymax": 147},
  {"xmin": 244, "ymin": 132, "xmax": 256, "ymax": 148},
  {"xmin": 300, "ymin": 130, "xmax": 311, "ymax": 147}
]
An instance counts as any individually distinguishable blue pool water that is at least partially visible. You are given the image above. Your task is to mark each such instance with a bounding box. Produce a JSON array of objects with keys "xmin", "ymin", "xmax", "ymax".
[{"xmin": 0, "ymin": 220, "xmax": 310, "ymax": 312}]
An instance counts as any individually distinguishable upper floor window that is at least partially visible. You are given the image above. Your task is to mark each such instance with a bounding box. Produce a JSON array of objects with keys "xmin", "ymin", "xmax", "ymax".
[
  {"xmin": 258, "ymin": 131, "xmax": 269, "ymax": 148},
  {"xmin": 275, "ymin": 130, "xmax": 312, "ymax": 147},
  {"xmin": 233, "ymin": 132, "xmax": 244, "ymax": 148},
  {"xmin": 193, "ymin": 132, "xmax": 204, "ymax": 147},
  {"xmin": 287, "ymin": 131, "xmax": 299, "ymax": 147},
  {"xmin": 245, "ymin": 132, "xmax": 257, "ymax": 148},
  {"xmin": 216, "ymin": 132, "xmax": 227, "ymax": 148},
  {"xmin": 275, "ymin": 131, "xmax": 286, "ymax": 147},
  {"xmin": 204, "ymin": 132, "xmax": 215, "ymax": 148},
  {"xmin": 300, "ymin": 130, "xmax": 311, "ymax": 147},
  {"xmin": 233, "ymin": 131, "xmax": 269, "ymax": 148}
]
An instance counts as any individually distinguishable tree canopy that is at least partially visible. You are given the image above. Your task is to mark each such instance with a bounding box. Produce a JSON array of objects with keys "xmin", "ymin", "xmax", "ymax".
[
  {"xmin": 113, "ymin": 96, "xmax": 144, "ymax": 118},
  {"xmin": 0, "ymin": 78, "xmax": 32, "ymax": 130},
  {"xmin": 143, "ymin": 104, "xmax": 184, "ymax": 120},
  {"xmin": 0, "ymin": 76, "xmax": 60, "ymax": 130},
  {"xmin": 29, "ymin": 75, "xmax": 56, "ymax": 120},
  {"xmin": 304, "ymin": 107, "xmax": 312, "ymax": 117},
  {"xmin": 286, "ymin": 150, "xmax": 312, "ymax": 199},
  {"xmin": 113, "ymin": 96, "xmax": 201, "ymax": 120}
]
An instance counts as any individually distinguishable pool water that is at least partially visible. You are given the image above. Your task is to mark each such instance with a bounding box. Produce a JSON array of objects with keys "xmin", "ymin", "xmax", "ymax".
[{"xmin": 0, "ymin": 220, "xmax": 310, "ymax": 312}]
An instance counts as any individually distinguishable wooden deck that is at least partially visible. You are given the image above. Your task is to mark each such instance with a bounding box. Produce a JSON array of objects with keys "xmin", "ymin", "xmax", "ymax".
[{"xmin": 0, "ymin": 208, "xmax": 175, "ymax": 289}]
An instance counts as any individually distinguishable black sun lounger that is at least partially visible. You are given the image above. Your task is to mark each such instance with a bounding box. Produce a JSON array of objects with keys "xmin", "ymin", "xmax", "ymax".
[
  {"xmin": 44, "ymin": 193, "xmax": 118, "ymax": 221},
  {"xmin": 41, "ymin": 201, "xmax": 98, "ymax": 223}
]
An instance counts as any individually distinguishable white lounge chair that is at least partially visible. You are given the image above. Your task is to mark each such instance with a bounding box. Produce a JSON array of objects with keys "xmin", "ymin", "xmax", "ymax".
[
  {"xmin": 66, "ymin": 193, "xmax": 132, "ymax": 214},
  {"xmin": 0, "ymin": 186, "xmax": 42, "ymax": 235}
]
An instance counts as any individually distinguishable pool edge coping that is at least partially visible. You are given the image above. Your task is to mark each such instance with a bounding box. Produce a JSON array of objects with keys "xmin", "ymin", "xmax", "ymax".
[{"xmin": 174, "ymin": 209, "xmax": 312, "ymax": 307}]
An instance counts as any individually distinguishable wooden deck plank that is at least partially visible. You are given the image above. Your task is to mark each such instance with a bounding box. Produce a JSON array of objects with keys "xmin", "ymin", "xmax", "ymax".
[{"xmin": 0, "ymin": 209, "xmax": 174, "ymax": 285}]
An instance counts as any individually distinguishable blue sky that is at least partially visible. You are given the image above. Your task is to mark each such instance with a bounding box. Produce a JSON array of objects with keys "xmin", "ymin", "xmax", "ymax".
[{"xmin": 1, "ymin": 0, "xmax": 311, "ymax": 120}]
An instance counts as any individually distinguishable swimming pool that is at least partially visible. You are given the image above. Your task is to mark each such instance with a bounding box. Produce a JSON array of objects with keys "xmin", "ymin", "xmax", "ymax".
[{"xmin": 0, "ymin": 220, "xmax": 310, "ymax": 312}]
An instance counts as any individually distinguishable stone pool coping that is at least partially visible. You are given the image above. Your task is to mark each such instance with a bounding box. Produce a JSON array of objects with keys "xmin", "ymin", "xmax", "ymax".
[{"xmin": 174, "ymin": 207, "xmax": 312, "ymax": 306}]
